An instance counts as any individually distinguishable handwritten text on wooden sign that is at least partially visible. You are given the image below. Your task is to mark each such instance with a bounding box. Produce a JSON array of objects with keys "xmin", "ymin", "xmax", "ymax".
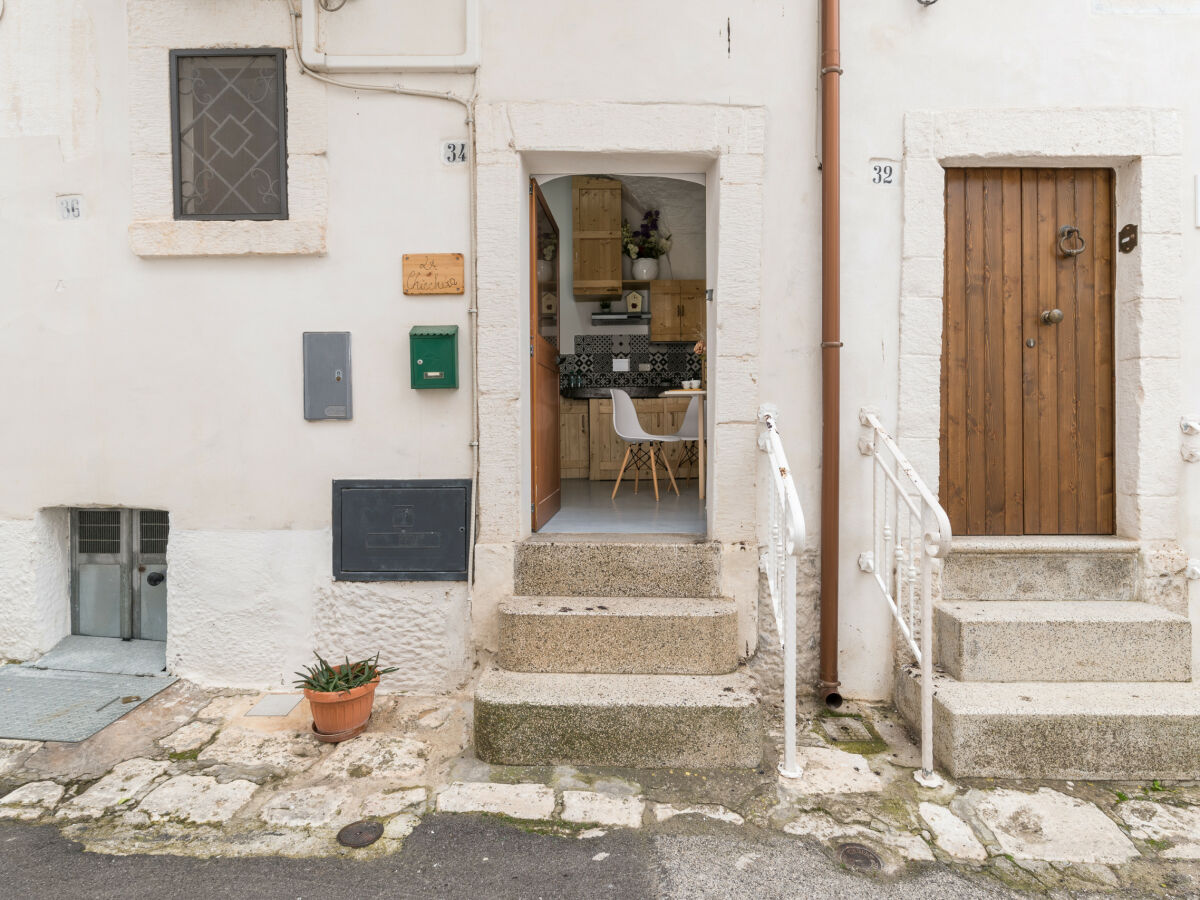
[{"xmin": 403, "ymin": 253, "xmax": 465, "ymax": 295}]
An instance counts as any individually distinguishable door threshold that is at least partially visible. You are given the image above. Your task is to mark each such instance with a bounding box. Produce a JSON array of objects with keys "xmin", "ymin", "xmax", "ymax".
[
  {"xmin": 952, "ymin": 535, "xmax": 1140, "ymax": 554},
  {"xmin": 525, "ymin": 532, "xmax": 712, "ymax": 544}
]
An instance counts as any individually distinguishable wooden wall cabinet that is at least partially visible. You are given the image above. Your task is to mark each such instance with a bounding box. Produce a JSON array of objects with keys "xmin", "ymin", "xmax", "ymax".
[
  {"xmin": 572, "ymin": 176, "xmax": 622, "ymax": 298},
  {"xmin": 649, "ymin": 279, "xmax": 706, "ymax": 342},
  {"xmin": 559, "ymin": 397, "xmax": 590, "ymax": 478}
]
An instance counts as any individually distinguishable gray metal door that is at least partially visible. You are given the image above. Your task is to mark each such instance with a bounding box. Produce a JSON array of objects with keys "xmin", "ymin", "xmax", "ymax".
[{"xmin": 72, "ymin": 509, "xmax": 169, "ymax": 640}]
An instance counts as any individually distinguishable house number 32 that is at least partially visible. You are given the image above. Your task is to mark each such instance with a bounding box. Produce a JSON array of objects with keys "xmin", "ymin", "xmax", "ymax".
[{"xmin": 872, "ymin": 164, "xmax": 894, "ymax": 185}]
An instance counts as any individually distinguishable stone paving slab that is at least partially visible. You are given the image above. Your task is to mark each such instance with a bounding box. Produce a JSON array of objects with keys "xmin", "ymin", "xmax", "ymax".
[
  {"xmin": 0, "ymin": 781, "xmax": 65, "ymax": 819},
  {"xmin": 1, "ymin": 681, "xmax": 1197, "ymax": 896},
  {"xmin": 1118, "ymin": 799, "xmax": 1200, "ymax": 859},
  {"xmin": 140, "ymin": 775, "xmax": 258, "ymax": 825},
  {"xmin": 57, "ymin": 758, "xmax": 169, "ymax": 819},
  {"xmin": 962, "ymin": 788, "xmax": 1139, "ymax": 864}
]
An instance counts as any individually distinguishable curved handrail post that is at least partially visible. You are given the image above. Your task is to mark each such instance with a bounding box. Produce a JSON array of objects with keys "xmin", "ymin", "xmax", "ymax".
[
  {"xmin": 858, "ymin": 407, "xmax": 948, "ymax": 788},
  {"xmin": 758, "ymin": 405, "xmax": 807, "ymax": 780}
]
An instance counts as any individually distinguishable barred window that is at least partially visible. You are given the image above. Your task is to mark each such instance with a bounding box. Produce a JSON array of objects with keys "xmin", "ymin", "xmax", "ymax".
[{"xmin": 170, "ymin": 50, "xmax": 288, "ymax": 220}]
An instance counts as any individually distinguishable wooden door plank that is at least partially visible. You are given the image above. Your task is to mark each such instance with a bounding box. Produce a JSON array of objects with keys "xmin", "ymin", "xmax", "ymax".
[
  {"xmin": 1055, "ymin": 171, "xmax": 1080, "ymax": 532},
  {"xmin": 1094, "ymin": 169, "xmax": 1116, "ymax": 533},
  {"xmin": 1073, "ymin": 169, "xmax": 1099, "ymax": 533},
  {"xmin": 982, "ymin": 170, "xmax": 1007, "ymax": 534},
  {"xmin": 964, "ymin": 170, "xmax": 989, "ymax": 535},
  {"xmin": 1000, "ymin": 169, "xmax": 1025, "ymax": 534},
  {"xmin": 1020, "ymin": 170, "xmax": 1042, "ymax": 534},
  {"xmin": 1034, "ymin": 169, "xmax": 1060, "ymax": 533},
  {"xmin": 942, "ymin": 169, "xmax": 968, "ymax": 533}
]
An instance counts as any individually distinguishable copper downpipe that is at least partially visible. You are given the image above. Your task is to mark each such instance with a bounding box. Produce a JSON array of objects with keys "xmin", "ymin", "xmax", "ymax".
[{"xmin": 818, "ymin": 0, "xmax": 843, "ymax": 708}]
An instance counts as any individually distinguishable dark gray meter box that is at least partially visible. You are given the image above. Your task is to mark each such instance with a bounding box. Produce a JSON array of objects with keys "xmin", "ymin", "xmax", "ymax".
[
  {"xmin": 333, "ymin": 479, "xmax": 472, "ymax": 581},
  {"xmin": 303, "ymin": 332, "xmax": 352, "ymax": 420}
]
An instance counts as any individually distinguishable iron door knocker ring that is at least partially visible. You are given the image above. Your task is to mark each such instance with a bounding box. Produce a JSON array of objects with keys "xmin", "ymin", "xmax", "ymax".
[{"xmin": 1058, "ymin": 225, "xmax": 1086, "ymax": 258}]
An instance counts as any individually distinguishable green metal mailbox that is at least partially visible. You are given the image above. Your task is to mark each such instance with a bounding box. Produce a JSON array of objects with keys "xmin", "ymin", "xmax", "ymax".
[{"xmin": 409, "ymin": 325, "xmax": 459, "ymax": 389}]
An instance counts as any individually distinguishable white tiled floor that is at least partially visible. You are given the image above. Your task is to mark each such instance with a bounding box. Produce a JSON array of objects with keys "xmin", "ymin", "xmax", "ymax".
[{"xmin": 538, "ymin": 478, "xmax": 706, "ymax": 535}]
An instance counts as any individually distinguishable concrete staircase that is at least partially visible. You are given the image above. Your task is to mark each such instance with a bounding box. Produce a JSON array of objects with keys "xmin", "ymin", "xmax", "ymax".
[
  {"xmin": 473, "ymin": 539, "xmax": 763, "ymax": 768},
  {"xmin": 897, "ymin": 539, "xmax": 1198, "ymax": 780}
]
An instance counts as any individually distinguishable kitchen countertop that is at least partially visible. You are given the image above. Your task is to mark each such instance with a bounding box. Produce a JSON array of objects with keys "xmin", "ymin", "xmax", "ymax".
[{"xmin": 559, "ymin": 386, "xmax": 675, "ymax": 400}]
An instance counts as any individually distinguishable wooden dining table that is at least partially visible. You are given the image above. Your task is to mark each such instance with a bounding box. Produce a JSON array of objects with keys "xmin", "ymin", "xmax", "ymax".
[{"xmin": 659, "ymin": 389, "xmax": 706, "ymax": 500}]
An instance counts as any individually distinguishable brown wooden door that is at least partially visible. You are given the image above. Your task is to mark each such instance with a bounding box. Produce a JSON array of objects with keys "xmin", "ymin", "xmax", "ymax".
[
  {"xmin": 941, "ymin": 167, "xmax": 1114, "ymax": 535},
  {"xmin": 572, "ymin": 176, "xmax": 622, "ymax": 297},
  {"xmin": 531, "ymin": 180, "xmax": 561, "ymax": 530}
]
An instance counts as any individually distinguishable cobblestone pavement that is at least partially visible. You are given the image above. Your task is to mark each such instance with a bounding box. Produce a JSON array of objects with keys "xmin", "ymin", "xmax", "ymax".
[{"xmin": 1, "ymin": 681, "xmax": 1197, "ymax": 898}]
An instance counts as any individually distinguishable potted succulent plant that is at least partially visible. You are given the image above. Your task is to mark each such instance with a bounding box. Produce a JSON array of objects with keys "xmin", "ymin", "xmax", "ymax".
[{"xmin": 293, "ymin": 652, "xmax": 397, "ymax": 743}]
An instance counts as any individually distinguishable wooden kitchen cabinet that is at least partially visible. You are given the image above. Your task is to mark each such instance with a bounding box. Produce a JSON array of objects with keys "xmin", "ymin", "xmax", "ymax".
[
  {"xmin": 572, "ymin": 176, "xmax": 622, "ymax": 298},
  {"xmin": 649, "ymin": 279, "xmax": 706, "ymax": 342},
  {"xmin": 559, "ymin": 397, "xmax": 590, "ymax": 478},
  {"xmin": 587, "ymin": 397, "xmax": 695, "ymax": 481}
]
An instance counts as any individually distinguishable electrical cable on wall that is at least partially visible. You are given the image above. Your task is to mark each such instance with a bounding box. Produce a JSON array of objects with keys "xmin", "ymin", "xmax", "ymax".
[{"xmin": 283, "ymin": 0, "xmax": 482, "ymax": 584}]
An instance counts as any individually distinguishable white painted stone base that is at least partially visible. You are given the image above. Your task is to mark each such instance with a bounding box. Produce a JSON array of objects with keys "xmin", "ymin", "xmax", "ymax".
[
  {"xmin": 0, "ymin": 512, "xmax": 70, "ymax": 661},
  {"xmin": 0, "ymin": 521, "xmax": 470, "ymax": 692}
]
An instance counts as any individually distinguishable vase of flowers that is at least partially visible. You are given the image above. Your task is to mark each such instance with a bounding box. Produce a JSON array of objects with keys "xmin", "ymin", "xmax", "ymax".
[
  {"xmin": 622, "ymin": 210, "xmax": 671, "ymax": 282},
  {"xmin": 693, "ymin": 340, "xmax": 707, "ymax": 389}
]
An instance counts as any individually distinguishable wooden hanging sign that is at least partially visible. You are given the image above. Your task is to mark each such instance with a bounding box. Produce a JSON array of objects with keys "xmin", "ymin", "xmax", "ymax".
[{"xmin": 403, "ymin": 253, "xmax": 465, "ymax": 295}]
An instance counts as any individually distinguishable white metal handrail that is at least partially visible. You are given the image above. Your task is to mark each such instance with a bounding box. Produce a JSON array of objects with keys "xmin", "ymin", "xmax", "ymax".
[
  {"xmin": 857, "ymin": 408, "xmax": 951, "ymax": 788},
  {"xmin": 758, "ymin": 405, "xmax": 807, "ymax": 779}
]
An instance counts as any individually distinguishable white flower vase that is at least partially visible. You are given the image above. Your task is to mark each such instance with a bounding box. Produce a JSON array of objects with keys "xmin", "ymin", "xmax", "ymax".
[
  {"xmin": 535, "ymin": 258, "xmax": 554, "ymax": 284},
  {"xmin": 631, "ymin": 257, "xmax": 659, "ymax": 281}
]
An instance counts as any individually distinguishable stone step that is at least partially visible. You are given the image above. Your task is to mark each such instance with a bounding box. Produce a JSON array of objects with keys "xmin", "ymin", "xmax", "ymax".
[
  {"xmin": 514, "ymin": 539, "xmax": 721, "ymax": 598},
  {"xmin": 499, "ymin": 596, "xmax": 738, "ymax": 675},
  {"xmin": 473, "ymin": 667, "xmax": 762, "ymax": 768},
  {"xmin": 943, "ymin": 538, "xmax": 1139, "ymax": 602},
  {"xmin": 935, "ymin": 600, "xmax": 1192, "ymax": 683},
  {"xmin": 896, "ymin": 667, "xmax": 1200, "ymax": 780}
]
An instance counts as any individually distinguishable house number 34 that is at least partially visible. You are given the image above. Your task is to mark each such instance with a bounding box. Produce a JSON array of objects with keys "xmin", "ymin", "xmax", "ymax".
[{"xmin": 442, "ymin": 141, "xmax": 468, "ymax": 165}]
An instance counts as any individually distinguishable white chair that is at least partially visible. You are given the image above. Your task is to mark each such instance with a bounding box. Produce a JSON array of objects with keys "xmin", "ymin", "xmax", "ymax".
[
  {"xmin": 610, "ymin": 389, "xmax": 680, "ymax": 501},
  {"xmin": 667, "ymin": 396, "xmax": 700, "ymax": 482}
]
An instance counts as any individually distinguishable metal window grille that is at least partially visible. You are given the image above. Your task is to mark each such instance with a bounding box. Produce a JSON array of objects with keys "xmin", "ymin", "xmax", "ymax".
[
  {"xmin": 77, "ymin": 510, "xmax": 122, "ymax": 554},
  {"xmin": 170, "ymin": 50, "xmax": 288, "ymax": 220},
  {"xmin": 139, "ymin": 511, "xmax": 170, "ymax": 556}
]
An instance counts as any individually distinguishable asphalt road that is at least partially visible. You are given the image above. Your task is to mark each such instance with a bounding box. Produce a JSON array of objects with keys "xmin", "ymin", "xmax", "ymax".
[{"xmin": 2, "ymin": 815, "xmax": 1033, "ymax": 900}]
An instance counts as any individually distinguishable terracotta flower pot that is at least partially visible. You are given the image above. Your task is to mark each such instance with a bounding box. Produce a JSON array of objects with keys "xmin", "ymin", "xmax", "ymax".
[{"xmin": 304, "ymin": 671, "xmax": 379, "ymax": 741}]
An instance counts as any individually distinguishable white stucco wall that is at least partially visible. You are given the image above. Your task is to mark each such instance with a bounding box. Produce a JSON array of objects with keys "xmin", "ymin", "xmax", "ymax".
[{"xmin": 2, "ymin": 0, "xmax": 1198, "ymax": 694}]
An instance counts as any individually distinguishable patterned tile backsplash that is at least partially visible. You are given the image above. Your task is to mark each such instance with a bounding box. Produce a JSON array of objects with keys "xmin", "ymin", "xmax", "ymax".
[{"xmin": 558, "ymin": 334, "xmax": 702, "ymax": 391}]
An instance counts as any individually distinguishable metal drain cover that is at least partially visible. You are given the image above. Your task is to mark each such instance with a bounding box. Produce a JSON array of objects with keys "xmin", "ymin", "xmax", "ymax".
[
  {"xmin": 837, "ymin": 842, "xmax": 882, "ymax": 871},
  {"xmin": 820, "ymin": 716, "xmax": 872, "ymax": 743},
  {"xmin": 337, "ymin": 820, "xmax": 384, "ymax": 848}
]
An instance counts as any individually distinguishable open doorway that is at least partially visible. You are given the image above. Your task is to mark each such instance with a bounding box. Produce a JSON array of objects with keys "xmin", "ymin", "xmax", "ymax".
[{"xmin": 530, "ymin": 174, "xmax": 708, "ymax": 535}]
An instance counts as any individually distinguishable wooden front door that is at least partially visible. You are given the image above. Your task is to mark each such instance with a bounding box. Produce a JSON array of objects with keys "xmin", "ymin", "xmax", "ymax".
[
  {"xmin": 530, "ymin": 180, "xmax": 561, "ymax": 530},
  {"xmin": 941, "ymin": 168, "xmax": 1115, "ymax": 535}
]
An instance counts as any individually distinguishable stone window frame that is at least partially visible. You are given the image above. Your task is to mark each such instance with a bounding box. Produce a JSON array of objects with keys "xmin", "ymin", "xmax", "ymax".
[
  {"xmin": 896, "ymin": 107, "xmax": 1184, "ymax": 541},
  {"xmin": 127, "ymin": 0, "xmax": 327, "ymax": 257}
]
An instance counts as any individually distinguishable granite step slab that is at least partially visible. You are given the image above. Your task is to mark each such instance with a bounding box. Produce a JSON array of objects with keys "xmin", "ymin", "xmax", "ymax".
[
  {"xmin": 895, "ymin": 666, "xmax": 1200, "ymax": 780},
  {"xmin": 474, "ymin": 667, "xmax": 761, "ymax": 768},
  {"xmin": 499, "ymin": 596, "xmax": 738, "ymax": 675},
  {"xmin": 935, "ymin": 600, "xmax": 1192, "ymax": 683}
]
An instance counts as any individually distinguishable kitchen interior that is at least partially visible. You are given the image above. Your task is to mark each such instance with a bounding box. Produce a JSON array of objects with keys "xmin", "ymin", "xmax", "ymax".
[{"xmin": 535, "ymin": 174, "xmax": 707, "ymax": 535}]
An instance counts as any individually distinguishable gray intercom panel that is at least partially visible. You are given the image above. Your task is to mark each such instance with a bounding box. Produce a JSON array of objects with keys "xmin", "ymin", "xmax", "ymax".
[{"xmin": 303, "ymin": 332, "xmax": 352, "ymax": 420}]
